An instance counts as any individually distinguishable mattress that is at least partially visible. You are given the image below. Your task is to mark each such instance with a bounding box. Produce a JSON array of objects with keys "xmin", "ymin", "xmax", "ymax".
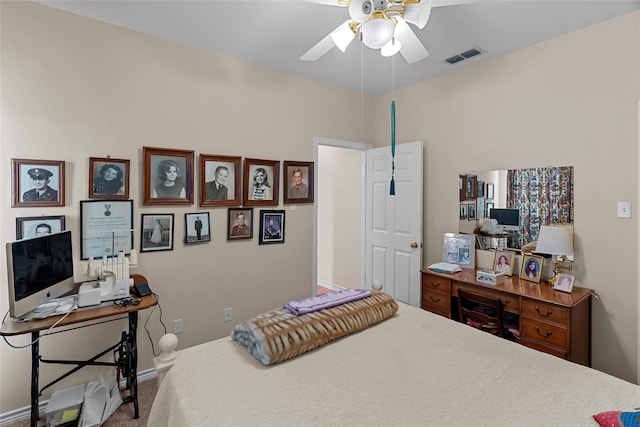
[{"xmin": 148, "ymin": 302, "xmax": 640, "ymax": 426}]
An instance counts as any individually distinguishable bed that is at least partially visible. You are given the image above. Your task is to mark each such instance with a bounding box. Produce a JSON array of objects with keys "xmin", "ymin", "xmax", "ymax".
[{"xmin": 148, "ymin": 298, "xmax": 640, "ymax": 426}]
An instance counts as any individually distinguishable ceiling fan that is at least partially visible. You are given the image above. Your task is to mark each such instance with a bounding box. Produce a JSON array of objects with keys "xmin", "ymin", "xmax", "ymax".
[{"xmin": 300, "ymin": 0, "xmax": 472, "ymax": 64}]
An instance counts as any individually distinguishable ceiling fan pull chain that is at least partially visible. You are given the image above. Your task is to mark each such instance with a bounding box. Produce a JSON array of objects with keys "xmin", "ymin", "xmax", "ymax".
[{"xmin": 390, "ymin": 99, "xmax": 396, "ymax": 196}]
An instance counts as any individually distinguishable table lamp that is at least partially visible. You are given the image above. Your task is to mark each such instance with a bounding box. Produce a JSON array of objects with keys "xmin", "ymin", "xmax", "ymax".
[{"xmin": 535, "ymin": 225, "xmax": 574, "ymax": 285}]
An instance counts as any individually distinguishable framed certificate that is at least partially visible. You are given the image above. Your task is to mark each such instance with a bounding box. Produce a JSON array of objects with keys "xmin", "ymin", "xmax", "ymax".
[{"xmin": 80, "ymin": 200, "xmax": 134, "ymax": 260}]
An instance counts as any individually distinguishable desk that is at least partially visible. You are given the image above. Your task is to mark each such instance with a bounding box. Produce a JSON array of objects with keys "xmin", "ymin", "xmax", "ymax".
[
  {"xmin": 421, "ymin": 268, "xmax": 592, "ymax": 365},
  {"xmin": 0, "ymin": 274, "xmax": 157, "ymax": 427}
]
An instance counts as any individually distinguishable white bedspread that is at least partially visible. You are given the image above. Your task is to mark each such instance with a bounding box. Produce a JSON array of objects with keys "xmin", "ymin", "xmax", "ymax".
[{"xmin": 148, "ymin": 303, "xmax": 640, "ymax": 426}]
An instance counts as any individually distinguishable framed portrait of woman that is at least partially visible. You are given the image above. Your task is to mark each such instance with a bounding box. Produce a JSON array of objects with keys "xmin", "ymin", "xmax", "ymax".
[
  {"xmin": 520, "ymin": 254, "xmax": 544, "ymax": 283},
  {"xmin": 243, "ymin": 158, "xmax": 280, "ymax": 207},
  {"xmin": 143, "ymin": 146, "xmax": 194, "ymax": 206},
  {"xmin": 12, "ymin": 158, "xmax": 65, "ymax": 207},
  {"xmin": 89, "ymin": 157, "xmax": 130, "ymax": 199},
  {"xmin": 493, "ymin": 250, "xmax": 514, "ymax": 276},
  {"xmin": 199, "ymin": 154, "xmax": 242, "ymax": 207},
  {"xmin": 140, "ymin": 213, "xmax": 174, "ymax": 252}
]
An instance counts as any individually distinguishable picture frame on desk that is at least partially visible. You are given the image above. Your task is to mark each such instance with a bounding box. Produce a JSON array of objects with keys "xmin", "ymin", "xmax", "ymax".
[
  {"xmin": 442, "ymin": 233, "xmax": 475, "ymax": 269},
  {"xmin": 521, "ymin": 254, "xmax": 543, "ymax": 283},
  {"xmin": 493, "ymin": 250, "xmax": 515, "ymax": 276},
  {"xmin": 554, "ymin": 273, "xmax": 575, "ymax": 293}
]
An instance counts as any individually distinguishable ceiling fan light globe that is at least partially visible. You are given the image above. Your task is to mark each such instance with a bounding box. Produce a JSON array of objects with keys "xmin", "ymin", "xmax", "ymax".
[
  {"xmin": 361, "ymin": 18, "xmax": 395, "ymax": 49},
  {"xmin": 349, "ymin": 0, "xmax": 372, "ymax": 22},
  {"xmin": 380, "ymin": 38, "xmax": 402, "ymax": 57},
  {"xmin": 404, "ymin": 2, "xmax": 432, "ymax": 29}
]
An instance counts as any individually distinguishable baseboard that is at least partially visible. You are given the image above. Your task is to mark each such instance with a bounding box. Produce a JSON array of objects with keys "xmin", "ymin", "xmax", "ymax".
[
  {"xmin": 317, "ymin": 280, "xmax": 344, "ymax": 292},
  {"xmin": 0, "ymin": 368, "xmax": 158, "ymax": 426}
]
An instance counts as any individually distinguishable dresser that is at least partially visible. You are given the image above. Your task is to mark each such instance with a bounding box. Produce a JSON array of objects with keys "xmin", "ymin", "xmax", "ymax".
[{"xmin": 421, "ymin": 268, "xmax": 592, "ymax": 366}]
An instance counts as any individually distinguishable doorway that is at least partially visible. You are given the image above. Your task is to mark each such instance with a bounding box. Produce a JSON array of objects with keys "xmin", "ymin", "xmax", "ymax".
[{"xmin": 313, "ymin": 137, "xmax": 371, "ymax": 295}]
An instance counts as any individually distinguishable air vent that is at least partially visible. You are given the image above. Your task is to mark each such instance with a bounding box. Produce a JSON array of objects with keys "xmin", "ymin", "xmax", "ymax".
[{"xmin": 444, "ymin": 47, "xmax": 485, "ymax": 65}]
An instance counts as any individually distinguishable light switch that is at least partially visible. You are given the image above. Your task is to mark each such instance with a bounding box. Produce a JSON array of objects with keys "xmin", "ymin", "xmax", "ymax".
[{"xmin": 617, "ymin": 201, "xmax": 632, "ymax": 219}]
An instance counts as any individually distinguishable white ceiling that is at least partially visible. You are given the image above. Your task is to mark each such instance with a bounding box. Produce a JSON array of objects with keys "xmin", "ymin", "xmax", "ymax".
[{"xmin": 39, "ymin": 0, "xmax": 640, "ymax": 96}]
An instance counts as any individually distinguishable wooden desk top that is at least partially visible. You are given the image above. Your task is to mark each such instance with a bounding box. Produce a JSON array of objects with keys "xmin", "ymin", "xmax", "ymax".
[
  {"xmin": 422, "ymin": 268, "xmax": 592, "ymax": 308},
  {"xmin": 1, "ymin": 274, "xmax": 157, "ymax": 336}
]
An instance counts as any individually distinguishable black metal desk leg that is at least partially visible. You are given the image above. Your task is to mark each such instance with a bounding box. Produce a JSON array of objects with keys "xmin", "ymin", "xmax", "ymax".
[
  {"xmin": 128, "ymin": 311, "xmax": 139, "ymax": 419},
  {"xmin": 31, "ymin": 331, "xmax": 40, "ymax": 427}
]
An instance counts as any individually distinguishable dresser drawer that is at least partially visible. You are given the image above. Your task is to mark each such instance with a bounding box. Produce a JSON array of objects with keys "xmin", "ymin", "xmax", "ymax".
[
  {"xmin": 422, "ymin": 274, "xmax": 451, "ymax": 293},
  {"xmin": 422, "ymin": 288, "xmax": 450, "ymax": 313},
  {"xmin": 521, "ymin": 317, "xmax": 568, "ymax": 349},
  {"xmin": 520, "ymin": 337, "xmax": 568, "ymax": 360},
  {"xmin": 453, "ymin": 283, "xmax": 519, "ymax": 313},
  {"xmin": 522, "ymin": 299, "xmax": 568, "ymax": 326}
]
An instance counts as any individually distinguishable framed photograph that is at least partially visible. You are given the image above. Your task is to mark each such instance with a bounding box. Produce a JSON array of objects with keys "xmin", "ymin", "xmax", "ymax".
[
  {"xmin": 487, "ymin": 183, "xmax": 494, "ymax": 199},
  {"xmin": 185, "ymin": 212, "xmax": 211, "ymax": 244},
  {"xmin": 465, "ymin": 174, "xmax": 476, "ymax": 199},
  {"xmin": 143, "ymin": 146, "xmax": 194, "ymax": 206},
  {"xmin": 442, "ymin": 233, "xmax": 475, "ymax": 269},
  {"xmin": 467, "ymin": 203, "xmax": 476, "ymax": 221},
  {"xmin": 476, "ymin": 197, "xmax": 485, "ymax": 219},
  {"xmin": 459, "ymin": 203, "xmax": 467, "ymax": 220},
  {"xmin": 227, "ymin": 208, "xmax": 253, "ymax": 240},
  {"xmin": 486, "ymin": 202, "xmax": 494, "ymax": 218},
  {"xmin": 12, "ymin": 158, "xmax": 65, "ymax": 207},
  {"xmin": 477, "ymin": 180, "xmax": 485, "ymax": 198},
  {"xmin": 199, "ymin": 154, "xmax": 242, "ymax": 207},
  {"xmin": 554, "ymin": 273, "xmax": 575, "ymax": 293},
  {"xmin": 80, "ymin": 200, "xmax": 134, "ymax": 260},
  {"xmin": 89, "ymin": 157, "xmax": 130, "ymax": 199},
  {"xmin": 521, "ymin": 254, "xmax": 544, "ymax": 283},
  {"xmin": 259, "ymin": 210, "xmax": 285, "ymax": 245},
  {"xmin": 283, "ymin": 161, "xmax": 314, "ymax": 204},
  {"xmin": 140, "ymin": 213, "xmax": 174, "ymax": 252},
  {"xmin": 243, "ymin": 158, "xmax": 280, "ymax": 206},
  {"xmin": 493, "ymin": 250, "xmax": 515, "ymax": 276},
  {"xmin": 16, "ymin": 215, "xmax": 66, "ymax": 240}
]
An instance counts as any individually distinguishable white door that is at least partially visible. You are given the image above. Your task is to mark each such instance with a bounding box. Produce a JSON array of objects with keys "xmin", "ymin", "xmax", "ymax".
[{"xmin": 365, "ymin": 141, "xmax": 423, "ymax": 306}]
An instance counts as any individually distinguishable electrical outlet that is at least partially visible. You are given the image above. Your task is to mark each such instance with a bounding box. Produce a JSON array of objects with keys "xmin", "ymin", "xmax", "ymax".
[
  {"xmin": 617, "ymin": 201, "xmax": 632, "ymax": 219},
  {"xmin": 173, "ymin": 319, "xmax": 183, "ymax": 334},
  {"xmin": 224, "ymin": 307, "xmax": 232, "ymax": 322}
]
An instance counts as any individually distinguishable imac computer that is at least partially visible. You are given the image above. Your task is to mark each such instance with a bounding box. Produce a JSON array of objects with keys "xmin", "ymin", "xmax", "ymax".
[
  {"xmin": 489, "ymin": 208, "xmax": 520, "ymax": 233},
  {"xmin": 6, "ymin": 230, "xmax": 75, "ymax": 319}
]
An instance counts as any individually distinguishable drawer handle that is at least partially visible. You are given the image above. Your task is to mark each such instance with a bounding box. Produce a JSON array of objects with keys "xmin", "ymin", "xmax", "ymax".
[
  {"xmin": 430, "ymin": 296, "xmax": 441, "ymax": 303},
  {"xmin": 504, "ymin": 298, "xmax": 511, "ymax": 305},
  {"xmin": 535, "ymin": 306, "xmax": 552, "ymax": 317},
  {"xmin": 534, "ymin": 326, "xmax": 553, "ymax": 338},
  {"xmin": 430, "ymin": 281, "xmax": 441, "ymax": 288}
]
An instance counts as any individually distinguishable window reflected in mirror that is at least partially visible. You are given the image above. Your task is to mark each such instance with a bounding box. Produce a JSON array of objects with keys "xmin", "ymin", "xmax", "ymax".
[{"xmin": 459, "ymin": 166, "xmax": 574, "ymax": 249}]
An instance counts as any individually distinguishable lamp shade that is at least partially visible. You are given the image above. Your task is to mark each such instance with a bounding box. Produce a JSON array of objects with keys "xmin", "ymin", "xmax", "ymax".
[
  {"xmin": 403, "ymin": 1, "xmax": 432, "ymax": 29},
  {"xmin": 535, "ymin": 226, "xmax": 573, "ymax": 256},
  {"xmin": 360, "ymin": 17, "xmax": 395, "ymax": 49},
  {"xmin": 380, "ymin": 37, "xmax": 401, "ymax": 57}
]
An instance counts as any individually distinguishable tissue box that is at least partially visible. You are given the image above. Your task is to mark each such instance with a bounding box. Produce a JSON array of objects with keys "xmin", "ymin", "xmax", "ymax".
[
  {"xmin": 476, "ymin": 269, "xmax": 505, "ymax": 286},
  {"xmin": 45, "ymin": 384, "xmax": 85, "ymax": 427}
]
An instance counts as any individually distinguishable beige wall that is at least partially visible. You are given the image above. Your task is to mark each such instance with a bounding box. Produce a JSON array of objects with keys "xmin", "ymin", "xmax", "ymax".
[
  {"xmin": 373, "ymin": 12, "xmax": 640, "ymax": 382},
  {"xmin": 317, "ymin": 145, "xmax": 363, "ymax": 287},
  {"xmin": 0, "ymin": 1, "xmax": 373, "ymax": 412},
  {"xmin": 1, "ymin": 0, "xmax": 638, "ymax": 415}
]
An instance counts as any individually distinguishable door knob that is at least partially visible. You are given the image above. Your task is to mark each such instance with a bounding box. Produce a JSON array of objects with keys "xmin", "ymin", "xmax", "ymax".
[{"xmin": 410, "ymin": 242, "xmax": 419, "ymax": 248}]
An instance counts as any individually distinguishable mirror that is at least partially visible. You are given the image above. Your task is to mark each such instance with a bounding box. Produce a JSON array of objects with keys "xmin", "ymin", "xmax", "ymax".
[{"xmin": 459, "ymin": 166, "xmax": 574, "ymax": 250}]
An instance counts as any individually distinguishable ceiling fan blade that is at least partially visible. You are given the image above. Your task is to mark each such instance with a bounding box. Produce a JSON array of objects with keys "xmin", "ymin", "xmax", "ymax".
[
  {"xmin": 300, "ymin": 33, "xmax": 336, "ymax": 61},
  {"xmin": 394, "ymin": 18, "xmax": 429, "ymax": 64},
  {"xmin": 298, "ymin": 0, "xmax": 346, "ymax": 6},
  {"xmin": 430, "ymin": 0, "xmax": 478, "ymax": 7}
]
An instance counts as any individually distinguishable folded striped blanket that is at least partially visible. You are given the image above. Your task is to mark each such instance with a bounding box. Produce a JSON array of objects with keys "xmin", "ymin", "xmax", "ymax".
[{"xmin": 231, "ymin": 292, "xmax": 398, "ymax": 365}]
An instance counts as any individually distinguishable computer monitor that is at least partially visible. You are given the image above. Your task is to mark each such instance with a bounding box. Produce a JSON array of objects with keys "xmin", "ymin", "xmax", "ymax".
[
  {"xmin": 489, "ymin": 208, "xmax": 520, "ymax": 233},
  {"xmin": 6, "ymin": 230, "xmax": 75, "ymax": 319}
]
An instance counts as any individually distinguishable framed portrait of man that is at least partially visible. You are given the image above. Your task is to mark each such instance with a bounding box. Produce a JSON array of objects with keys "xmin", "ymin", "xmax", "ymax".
[
  {"xmin": 259, "ymin": 210, "xmax": 285, "ymax": 245},
  {"xmin": 283, "ymin": 161, "xmax": 314, "ymax": 205},
  {"xmin": 143, "ymin": 146, "xmax": 194, "ymax": 206},
  {"xmin": 227, "ymin": 208, "xmax": 253, "ymax": 240},
  {"xmin": 185, "ymin": 212, "xmax": 211, "ymax": 244},
  {"xmin": 243, "ymin": 158, "xmax": 280, "ymax": 207},
  {"xmin": 16, "ymin": 215, "xmax": 66, "ymax": 240},
  {"xmin": 89, "ymin": 157, "xmax": 130, "ymax": 199},
  {"xmin": 12, "ymin": 158, "xmax": 65, "ymax": 207},
  {"xmin": 199, "ymin": 154, "xmax": 242, "ymax": 207}
]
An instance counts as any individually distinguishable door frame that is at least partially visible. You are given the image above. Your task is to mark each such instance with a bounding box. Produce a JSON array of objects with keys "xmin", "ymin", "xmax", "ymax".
[{"xmin": 312, "ymin": 136, "xmax": 372, "ymax": 295}]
